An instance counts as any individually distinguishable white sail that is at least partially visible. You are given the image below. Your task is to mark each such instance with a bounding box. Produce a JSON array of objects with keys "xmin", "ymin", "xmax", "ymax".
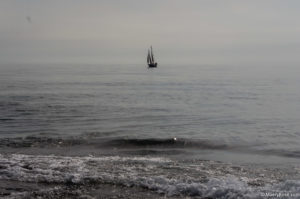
[
  {"xmin": 151, "ymin": 46, "xmax": 154, "ymax": 63},
  {"xmin": 147, "ymin": 50, "xmax": 151, "ymax": 63}
]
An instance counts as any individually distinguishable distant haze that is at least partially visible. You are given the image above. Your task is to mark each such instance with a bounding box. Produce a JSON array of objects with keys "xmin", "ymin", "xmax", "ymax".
[{"xmin": 1, "ymin": 0, "xmax": 300, "ymax": 65}]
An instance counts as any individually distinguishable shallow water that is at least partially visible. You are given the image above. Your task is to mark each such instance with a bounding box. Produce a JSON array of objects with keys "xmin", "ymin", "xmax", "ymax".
[{"xmin": 1, "ymin": 63, "xmax": 300, "ymax": 198}]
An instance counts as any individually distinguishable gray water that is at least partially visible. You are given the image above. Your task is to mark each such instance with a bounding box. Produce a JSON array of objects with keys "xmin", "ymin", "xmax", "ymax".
[{"xmin": 1, "ymin": 63, "xmax": 300, "ymax": 198}]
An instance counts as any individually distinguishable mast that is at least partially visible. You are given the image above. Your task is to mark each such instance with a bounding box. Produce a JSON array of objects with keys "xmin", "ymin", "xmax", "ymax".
[{"xmin": 148, "ymin": 47, "xmax": 153, "ymax": 64}]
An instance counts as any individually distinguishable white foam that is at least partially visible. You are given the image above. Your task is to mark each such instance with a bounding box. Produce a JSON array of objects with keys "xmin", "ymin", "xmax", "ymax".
[{"xmin": 0, "ymin": 153, "xmax": 299, "ymax": 198}]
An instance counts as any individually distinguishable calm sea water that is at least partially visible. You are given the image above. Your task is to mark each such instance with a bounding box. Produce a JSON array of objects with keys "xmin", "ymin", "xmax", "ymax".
[{"xmin": 1, "ymin": 63, "xmax": 300, "ymax": 198}]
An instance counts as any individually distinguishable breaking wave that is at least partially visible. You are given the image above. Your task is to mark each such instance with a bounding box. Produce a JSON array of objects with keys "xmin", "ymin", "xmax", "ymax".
[
  {"xmin": 0, "ymin": 136, "xmax": 234, "ymax": 150},
  {"xmin": 1, "ymin": 154, "xmax": 299, "ymax": 198},
  {"xmin": 2, "ymin": 136, "xmax": 300, "ymax": 160},
  {"xmin": 103, "ymin": 138, "xmax": 232, "ymax": 150}
]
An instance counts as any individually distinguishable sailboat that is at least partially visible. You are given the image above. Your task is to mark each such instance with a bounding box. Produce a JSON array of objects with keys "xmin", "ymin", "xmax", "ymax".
[{"xmin": 147, "ymin": 46, "xmax": 158, "ymax": 68}]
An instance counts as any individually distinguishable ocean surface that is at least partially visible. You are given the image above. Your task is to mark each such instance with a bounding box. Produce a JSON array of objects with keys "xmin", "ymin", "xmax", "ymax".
[{"xmin": 1, "ymin": 63, "xmax": 300, "ymax": 198}]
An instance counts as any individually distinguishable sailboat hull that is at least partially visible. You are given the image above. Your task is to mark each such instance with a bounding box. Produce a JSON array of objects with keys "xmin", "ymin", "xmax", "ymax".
[{"xmin": 148, "ymin": 63, "xmax": 157, "ymax": 68}]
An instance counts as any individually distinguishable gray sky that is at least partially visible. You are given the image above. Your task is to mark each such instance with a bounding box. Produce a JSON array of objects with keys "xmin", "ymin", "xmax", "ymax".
[{"xmin": 1, "ymin": 0, "xmax": 300, "ymax": 65}]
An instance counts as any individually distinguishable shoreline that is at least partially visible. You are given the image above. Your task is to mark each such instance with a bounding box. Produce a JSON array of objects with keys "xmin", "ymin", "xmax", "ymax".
[
  {"xmin": 1, "ymin": 181, "xmax": 178, "ymax": 199},
  {"xmin": 0, "ymin": 152, "xmax": 300, "ymax": 198}
]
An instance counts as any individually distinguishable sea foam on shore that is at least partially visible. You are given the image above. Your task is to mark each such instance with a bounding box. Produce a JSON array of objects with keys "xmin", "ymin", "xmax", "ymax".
[{"xmin": 1, "ymin": 153, "xmax": 300, "ymax": 198}]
